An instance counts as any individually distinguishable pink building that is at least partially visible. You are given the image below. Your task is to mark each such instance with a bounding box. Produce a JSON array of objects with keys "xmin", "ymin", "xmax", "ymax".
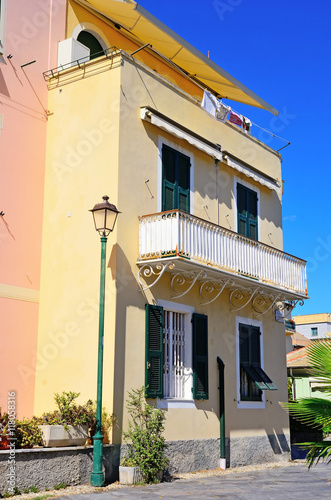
[{"xmin": 0, "ymin": 0, "xmax": 66, "ymax": 418}]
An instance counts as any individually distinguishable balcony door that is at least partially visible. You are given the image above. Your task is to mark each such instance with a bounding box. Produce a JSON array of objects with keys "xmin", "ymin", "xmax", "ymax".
[{"xmin": 162, "ymin": 144, "xmax": 190, "ymax": 213}]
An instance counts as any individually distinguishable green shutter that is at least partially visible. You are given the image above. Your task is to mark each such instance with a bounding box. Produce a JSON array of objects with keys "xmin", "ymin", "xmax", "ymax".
[
  {"xmin": 239, "ymin": 324, "xmax": 250, "ymax": 365},
  {"xmin": 248, "ymin": 190, "xmax": 258, "ymax": 240},
  {"xmin": 77, "ymin": 31, "xmax": 104, "ymax": 59},
  {"xmin": 162, "ymin": 144, "xmax": 190, "ymax": 212},
  {"xmin": 249, "ymin": 326, "xmax": 261, "ymax": 367},
  {"xmin": 237, "ymin": 183, "xmax": 258, "ymax": 240},
  {"xmin": 145, "ymin": 305, "xmax": 163, "ymax": 398},
  {"xmin": 239, "ymin": 324, "xmax": 277, "ymax": 393},
  {"xmin": 192, "ymin": 313, "xmax": 208, "ymax": 400},
  {"xmin": 177, "ymin": 153, "xmax": 190, "ymax": 212},
  {"xmin": 237, "ymin": 184, "xmax": 247, "ymax": 237},
  {"xmin": 162, "ymin": 145, "xmax": 176, "ymax": 211}
]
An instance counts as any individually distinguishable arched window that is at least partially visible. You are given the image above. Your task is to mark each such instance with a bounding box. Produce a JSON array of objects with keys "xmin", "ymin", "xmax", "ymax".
[{"xmin": 77, "ymin": 31, "xmax": 104, "ymax": 60}]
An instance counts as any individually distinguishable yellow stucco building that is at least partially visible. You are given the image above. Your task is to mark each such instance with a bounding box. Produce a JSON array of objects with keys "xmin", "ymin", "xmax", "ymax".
[{"xmin": 34, "ymin": 0, "xmax": 308, "ymax": 470}]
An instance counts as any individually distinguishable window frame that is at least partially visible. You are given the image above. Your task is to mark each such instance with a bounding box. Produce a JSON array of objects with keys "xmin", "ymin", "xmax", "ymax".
[
  {"xmin": 145, "ymin": 300, "xmax": 209, "ymax": 409},
  {"xmin": 157, "ymin": 136, "xmax": 194, "ymax": 214},
  {"xmin": 236, "ymin": 316, "xmax": 265, "ymax": 409},
  {"xmin": 234, "ymin": 176, "xmax": 260, "ymax": 241},
  {"xmin": 311, "ymin": 327, "xmax": 318, "ymax": 337},
  {"xmin": 72, "ymin": 23, "xmax": 109, "ymax": 52},
  {"xmin": 157, "ymin": 300, "xmax": 194, "ymax": 407}
]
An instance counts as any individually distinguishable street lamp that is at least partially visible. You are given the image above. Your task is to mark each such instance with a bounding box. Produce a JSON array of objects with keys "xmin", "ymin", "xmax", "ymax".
[{"xmin": 90, "ymin": 195, "xmax": 120, "ymax": 487}]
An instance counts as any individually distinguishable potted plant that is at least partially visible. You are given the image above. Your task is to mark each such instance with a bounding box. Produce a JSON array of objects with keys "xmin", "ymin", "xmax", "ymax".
[
  {"xmin": 120, "ymin": 386, "xmax": 168, "ymax": 484},
  {"xmin": 1, "ymin": 410, "xmax": 44, "ymax": 449},
  {"xmin": 16, "ymin": 417, "xmax": 44, "ymax": 448},
  {"xmin": 39, "ymin": 391, "xmax": 96, "ymax": 447},
  {"xmin": 0, "ymin": 410, "xmax": 9, "ymax": 449}
]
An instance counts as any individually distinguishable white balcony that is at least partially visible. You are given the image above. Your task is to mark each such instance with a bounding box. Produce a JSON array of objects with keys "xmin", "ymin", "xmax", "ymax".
[{"xmin": 138, "ymin": 210, "xmax": 307, "ymax": 306}]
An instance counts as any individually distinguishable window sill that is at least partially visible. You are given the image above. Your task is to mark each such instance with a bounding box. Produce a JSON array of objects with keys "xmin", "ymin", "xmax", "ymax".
[
  {"xmin": 237, "ymin": 401, "xmax": 265, "ymax": 410},
  {"xmin": 157, "ymin": 399, "xmax": 196, "ymax": 409}
]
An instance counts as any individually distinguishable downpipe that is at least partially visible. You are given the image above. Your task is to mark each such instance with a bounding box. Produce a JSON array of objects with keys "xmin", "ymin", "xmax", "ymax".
[{"xmin": 217, "ymin": 356, "xmax": 226, "ymax": 470}]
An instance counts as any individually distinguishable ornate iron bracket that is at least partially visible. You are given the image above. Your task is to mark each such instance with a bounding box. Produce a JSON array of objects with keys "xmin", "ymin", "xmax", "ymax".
[
  {"xmin": 138, "ymin": 262, "xmax": 175, "ymax": 291},
  {"xmin": 200, "ymin": 278, "xmax": 235, "ymax": 305},
  {"xmin": 229, "ymin": 286, "xmax": 263, "ymax": 312},
  {"xmin": 171, "ymin": 270, "xmax": 207, "ymax": 299},
  {"xmin": 252, "ymin": 292, "xmax": 284, "ymax": 315},
  {"xmin": 273, "ymin": 299, "xmax": 304, "ymax": 318}
]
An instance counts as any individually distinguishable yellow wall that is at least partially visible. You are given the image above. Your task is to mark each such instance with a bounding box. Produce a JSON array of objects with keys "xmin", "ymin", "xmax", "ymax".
[
  {"xmin": 34, "ymin": 58, "xmax": 122, "ymax": 416},
  {"xmin": 35, "ymin": 4, "xmax": 288, "ymax": 448}
]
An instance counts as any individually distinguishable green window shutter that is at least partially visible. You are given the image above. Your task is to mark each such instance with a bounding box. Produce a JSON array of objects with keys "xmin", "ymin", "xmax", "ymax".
[
  {"xmin": 77, "ymin": 31, "xmax": 104, "ymax": 60},
  {"xmin": 145, "ymin": 305, "xmax": 164, "ymax": 398},
  {"xmin": 240, "ymin": 324, "xmax": 264, "ymax": 399},
  {"xmin": 237, "ymin": 184, "xmax": 247, "ymax": 237},
  {"xmin": 162, "ymin": 144, "xmax": 190, "ymax": 212},
  {"xmin": 249, "ymin": 326, "xmax": 261, "ymax": 367},
  {"xmin": 237, "ymin": 183, "xmax": 258, "ymax": 240},
  {"xmin": 177, "ymin": 153, "xmax": 190, "ymax": 212},
  {"xmin": 192, "ymin": 313, "xmax": 208, "ymax": 400},
  {"xmin": 248, "ymin": 190, "xmax": 258, "ymax": 240},
  {"xmin": 239, "ymin": 323, "xmax": 250, "ymax": 365},
  {"xmin": 162, "ymin": 145, "xmax": 176, "ymax": 211}
]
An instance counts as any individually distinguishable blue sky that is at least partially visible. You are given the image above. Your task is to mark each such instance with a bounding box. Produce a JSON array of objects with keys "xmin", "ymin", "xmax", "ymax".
[{"xmin": 138, "ymin": 0, "xmax": 331, "ymax": 316}]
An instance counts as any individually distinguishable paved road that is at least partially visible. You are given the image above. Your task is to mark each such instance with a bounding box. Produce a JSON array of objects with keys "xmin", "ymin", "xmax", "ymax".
[{"xmin": 56, "ymin": 463, "xmax": 331, "ymax": 499}]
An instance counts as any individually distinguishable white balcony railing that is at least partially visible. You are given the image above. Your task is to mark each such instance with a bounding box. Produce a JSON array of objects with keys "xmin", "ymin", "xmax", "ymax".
[{"xmin": 138, "ymin": 210, "xmax": 307, "ymax": 296}]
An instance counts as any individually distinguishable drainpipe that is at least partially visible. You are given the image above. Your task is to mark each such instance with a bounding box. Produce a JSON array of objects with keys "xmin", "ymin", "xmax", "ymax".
[
  {"xmin": 290, "ymin": 368, "xmax": 296, "ymax": 400},
  {"xmin": 217, "ymin": 356, "xmax": 226, "ymax": 470}
]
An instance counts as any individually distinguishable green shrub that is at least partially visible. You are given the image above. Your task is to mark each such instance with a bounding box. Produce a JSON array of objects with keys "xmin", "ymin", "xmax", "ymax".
[
  {"xmin": 122, "ymin": 387, "xmax": 168, "ymax": 484},
  {"xmin": 41, "ymin": 392, "xmax": 95, "ymax": 431},
  {"xmin": 15, "ymin": 417, "xmax": 44, "ymax": 448},
  {"xmin": 53, "ymin": 483, "xmax": 66, "ymax": 490}
]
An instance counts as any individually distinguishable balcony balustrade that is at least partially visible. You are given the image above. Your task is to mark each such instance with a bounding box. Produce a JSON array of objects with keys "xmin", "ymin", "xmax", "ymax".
[{"xmin": 138, "ymin": 210, "xmax": 307, "ymax": 297}]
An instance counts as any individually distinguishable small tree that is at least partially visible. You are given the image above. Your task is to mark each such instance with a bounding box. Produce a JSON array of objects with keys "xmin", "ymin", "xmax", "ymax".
[
  {"xmin": 282, "ymin": 340, "xmax": 331, "ymax": 467},
  {"xmin": 122, "ymin": 387, "xmax": 169, "ymax": 483}
]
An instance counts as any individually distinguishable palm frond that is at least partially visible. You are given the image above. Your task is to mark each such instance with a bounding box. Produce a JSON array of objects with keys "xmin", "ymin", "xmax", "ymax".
[
  {"xmin": 306, "ymin": 340, "xmax": 331, "ymax": 391},
  {"xmin": 297, "ymin": 440, "xmax": 331, "ymax": 469},
  {"xmin": 282, "ymin": 398, "xmax": 331, "ymax": 429}
]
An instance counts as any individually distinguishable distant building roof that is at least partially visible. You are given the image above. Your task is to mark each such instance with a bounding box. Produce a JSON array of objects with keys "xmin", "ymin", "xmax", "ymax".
[
  {"xmin": 293, "ymin": 313, "xmax": 331, "ymax": 325},
  {"xmin": 287, "ymin": 346, "xmax": 311, "ymax": 368},
  {"xmin": 291, "ymin": 331, "xmax": 311, "ymax": 349}
]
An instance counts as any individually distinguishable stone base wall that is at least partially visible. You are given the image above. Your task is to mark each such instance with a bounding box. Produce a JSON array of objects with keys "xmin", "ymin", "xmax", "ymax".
[
  {"xmin": 164, "ymin": 434, "xmax": 291, "ymax": 473},
  {"xmin": 165, "ymin": 438, "xmax": 220, "ymax": 474},
  {"xmin": 228, "ymin": 433, "xmax": 291, "ymax": 468},
  {"xmin": 0, "ymin": 445, "xmax": 119, "ymax": 495},
  {"xmin": 0, "ymin": 434, "xmax": 291, "ymax": 493}
]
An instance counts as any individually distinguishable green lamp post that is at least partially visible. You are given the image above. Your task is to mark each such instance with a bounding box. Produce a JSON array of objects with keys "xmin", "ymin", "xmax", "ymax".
[{"xmin": 90, "ymin": 195, "xmax": 120, "ymax": 487}]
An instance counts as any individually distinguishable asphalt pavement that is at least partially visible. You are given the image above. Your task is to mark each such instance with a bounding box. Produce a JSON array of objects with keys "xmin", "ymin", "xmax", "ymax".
[{"xmin": 55, "ymin": 462, "xmax": 331, "ymax": 500}]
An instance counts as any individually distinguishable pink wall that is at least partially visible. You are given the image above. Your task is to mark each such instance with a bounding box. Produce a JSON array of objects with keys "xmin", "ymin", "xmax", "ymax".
[{"xmin": 0, "ymin": 0, "xmax": 66, "ymax": 418}]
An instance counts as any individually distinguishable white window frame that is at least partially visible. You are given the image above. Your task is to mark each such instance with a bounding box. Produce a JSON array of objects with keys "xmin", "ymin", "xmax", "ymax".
[
  {"xmin": 72, "ymin": 23, "xmax": 109, "ymax": 51},
  {"xmin": 0, "ymin": 0, "xmax": 7, "ymax": 61},
  {"xmin": 156, "ymin": 299, "xmax": 195, "ymax": 409},
  {"xmin": 233, "ymin": 175, "xmax": 260, "ymax": 238},
  {"xmin": 311, "ymin": 327, "xmax": 318, "ymax": 337},
  {"xmin": 236, "ymin": 315, "xmax": 265, "ymax": 409},
  {"xmin": 157, "ymin": 135, "xmax": 194, "ymax": 214}
]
